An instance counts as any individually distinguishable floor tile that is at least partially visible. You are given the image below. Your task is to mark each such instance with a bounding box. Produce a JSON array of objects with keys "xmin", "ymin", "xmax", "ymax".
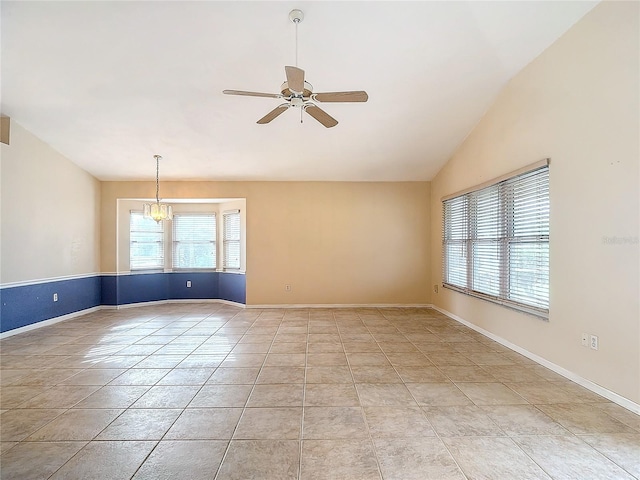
[
  {"xmin": 132, "ymin": 440, "xmax": 227, "ymax": 480},
  {"xmin": 7, "ymin": 368, "xmax": 83, "ymax": 386},
  {"xmin": 455, "ymin": 382, "xmax": 529, "ymax": 405},
  {"xmin": 216, "ymin": 440, "xmax": 299, "ymax": 480},
  {"xmin": 481, "ymin": 404, "xmax": 570, "ymax": 435},
  {"xmin": 424, "ymin": 405, "xmax": 504, "ymax": 436},
  {"xmin": 305, "ymin": 366, "xmax": 353, "ymax": 383},
  {"xmin": 2, "ymin": 305, "xmax": 638, "ymax": 480},
  {"xmin": 107, "ymin": 368, "xmax": 171, "ymax": 385},
  {"xmin": 17, "ymin": 385, "xmax": 101, "ymax": 409},
  {"xmin": 0, "ymin": 386, "xmax": 50, "ymax": 408},
  {"xmin": 514, "ymin": 434, "xmax": 636, "ymax": 479},
  {"xmin": 247, "ymin": 384, "xmax": 304, "ymax": 407},
  {"xmin": 306, "ymin": 353, "xmax": 348, "ymax": 366},
  {"xmin": 73, "ymin": 385, "xmax": 150, "ymax": 408},
  {"xmin": 356, "ymin": 383, "xmax": 417, "ymax": 406},
  {"xmin": 301, "ymin": 439, "xmax": 381, "ymax": 480},
  {"xmin": 0, "ymin": 409, "xmax": 65, "ymax": 441},
  {"xmin": 439, "ymin": 365, "xmax": 497, "ymax": 382},
  {"xmin": 538, "ymin": 403, "xmax": 636, "ymax": 434},
  {"xmin": 263, "ymin": 353, "xmax": 307, "ymax": 367},
  {"xmin": 373, "ymin": 437, "xmax": 465, "ymax": 480},
  {"xmin": 347, "ymin": 353, "xmax": 390, "ymax": 366},
  {"xmin": 580, "ymin": 433, "xmax": 640, "ymax": 478},
  {"xmin": 405, "ymin": 382, "xmax": 473, "ymax": 406},
  {"xmin": 132, "ymin": 385, "xmax": 200, "ymax": 408},
  {"xmin": 395, "ymin": 366, "xmax": 449, "ymax": 383},
  {"xmin": 156, "ymin": 367, "xmax": 214, "ymax": 385},
  {"xmin": 506, "ymin": 381, "xmax": 578, "ymax": 404},
  {"xmin": 256, "ymin": 366, "xmax": 305, "ymax": 384},
  {"xmin": 207, "ymin": 367, "xmax": 260, "ymax": 384},
  {"xmin": 304, "ymin": 384, "xmax": 360, "ymax": 406},
  {"xmin": 165, "ymin": 408, "xmax": 242, "ymax": 439},
  {"xmin": 443, "ymin": 436, "xmax": 552, "ymax": 480},
  {"xmin": 49, "ymin": 440, "xmax": 156, "ymax": 480},
  {"xmin": 303, "ymin": 407, "xmax": 368, "ymax": 439},
  {"xmin": 96, "ymin": 408, "xmax": 182, "ymax": 440},
  {"xmin": 363, "ymin": 406, "xmax": 436, "ymax": 438},
  {"xmin": 0, "ymin": 441, "xmax": 86, "ymax": 480},
  {"xmin": 350, "ymin": 365, "xmax": 403, "ymax": 383},
  {"xmin": 235, "ymin": 407, "xmax": 302, "ymax": 439},
  {"xmin": 26, "ymin": 408, "xmax": 122, "ymax": 441}
]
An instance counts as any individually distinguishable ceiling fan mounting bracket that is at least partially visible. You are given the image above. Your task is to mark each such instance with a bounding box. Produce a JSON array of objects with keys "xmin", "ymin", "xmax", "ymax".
[{"xmin": 289, "ymin": 9, "xmax": 304, "ymax": 24}]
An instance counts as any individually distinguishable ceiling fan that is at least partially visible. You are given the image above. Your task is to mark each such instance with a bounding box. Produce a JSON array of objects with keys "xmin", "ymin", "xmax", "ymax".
[{"xmin": 223, "ymin": 9, "xmax": 368, "ymax": 128}]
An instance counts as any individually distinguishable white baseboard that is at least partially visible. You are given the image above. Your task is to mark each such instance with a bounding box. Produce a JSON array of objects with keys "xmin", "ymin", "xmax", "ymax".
[
  {"xmin": 247, "ymin": 303, "xmax": 434, "ymax": 309},
  {"xmin": 0, "ymin": 306, "xmax": 102, "ymax": 339},
  {"xmin": 432, "ymin": 305, "xmax": 640, "ymax": 415},
  {"xmin": 112, "ymin": 299, "xmax": 246, "ymax": 310}
]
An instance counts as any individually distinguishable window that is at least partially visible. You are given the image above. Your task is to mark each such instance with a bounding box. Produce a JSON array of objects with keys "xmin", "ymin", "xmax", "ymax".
[
  {"xmin": 130, "ymin": 212, "xmax": 164, "ymax": 270},
  {"xmin": 172, "ymin": 214, "xmax": 216, "ymax": 269},
  {"xmin": 442, "ymin": 163, "xmax": 549, "ymax": 316},
  {"xmin": 223, "ymin": 210, "xmax": 241, "ymax": 270}
]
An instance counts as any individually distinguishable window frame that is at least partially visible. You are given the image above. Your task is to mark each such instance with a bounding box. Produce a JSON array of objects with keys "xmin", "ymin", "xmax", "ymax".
[
  {"xmin": 442, "ymin": 160, "xmax": 550, "ymax": 318},
  {"xmin": 222, "ymin": 209, "xmax": 242, "ymax": 271},
  {"xmin": 129, "ymin": 211, "xmax": 165, "ymax": 271},
  {"xmin": 171, "ymin": 212, "xmax": 217, "ymax": 271}
]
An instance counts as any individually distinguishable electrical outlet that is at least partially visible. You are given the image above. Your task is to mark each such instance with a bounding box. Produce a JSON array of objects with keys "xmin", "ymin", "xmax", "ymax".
[
  {"xmin": 590, "ymin": 335, "xmax": 599, "ymax": 350},
  {"xmin": 53, "ymin": 293, "xmax": 58, "ymax": 302},
  {"xmin": 434, "ymin": 284, "xmax": 439, "ymax": 293},
  {"xmin": 581, "ymin": 333, "xmax": 589, "ymax": 347},
  {"xmin": 186, "ymin": 281, "xmax": 192, "ymax": 288},
  {"xmin": 285, "ymin": 284, "xmax": 291, "ymax": 292}
]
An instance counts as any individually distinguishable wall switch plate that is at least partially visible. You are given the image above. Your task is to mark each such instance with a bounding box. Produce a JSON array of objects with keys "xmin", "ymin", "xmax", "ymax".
[
  {"xmin": 590, "ymin": 335, "xmax": 599, "ymax": 350},
  {"xmin": 434, "ymin": 284, "xmax": 439, "ymax": 293},
  {"xmin": 581, "ymin": 333, "xmax": 589, "ymax": 347},
  {"xmin": 53, "ymin": 293, "xmax": 58, "ymax": 302},
  {"xmin": 186, "ymin": 281, "xmax": 191, "ymax": 288}
]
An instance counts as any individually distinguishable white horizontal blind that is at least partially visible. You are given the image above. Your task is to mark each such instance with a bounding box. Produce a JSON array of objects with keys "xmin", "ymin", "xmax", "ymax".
[
  {"xmin": 443, "ymin": 165, "xmax": 549, "ymax": 316},
  {"xmin": 223, "ymin": 210, "xmax": 241, "ymax": 270},
  {"xmin": 172, "ymin": 214, "xmax": 216, "ymax": 269},
  {"xmin": 130, "ymin": 211, "xmax": 164, "ymax": 270}
]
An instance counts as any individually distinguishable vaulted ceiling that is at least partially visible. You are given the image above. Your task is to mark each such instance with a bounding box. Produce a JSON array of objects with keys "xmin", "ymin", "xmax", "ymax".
[{"xmin": 1, "ymin": 1, "xmax": 597, "ymax": 181}]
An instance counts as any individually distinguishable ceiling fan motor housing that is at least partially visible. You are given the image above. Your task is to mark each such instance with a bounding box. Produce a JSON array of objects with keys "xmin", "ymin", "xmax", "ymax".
[{"xmin": 281, "ymin": 81, "xmax": 313, "ymax": 99}]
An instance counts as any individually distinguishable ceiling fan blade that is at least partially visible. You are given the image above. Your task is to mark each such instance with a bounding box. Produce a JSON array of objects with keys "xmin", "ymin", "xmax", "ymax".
[
  {"xmin": 305, "ymin": 105, "xmax": 338, "ymax": 128},
  {"xmin": 223, "ymin": 90, "xmax": 282, "ymax": 99},
  {"xmin": 285, "ymin": 66, "xmax": 305, "ymax": 94},
  {"xmin": 314, "ymin": 91, "xmax": 369, "ymax": 103},
  {"xmin": 257, "ymin": 104, "xmax": 289, "ymax": 124}
]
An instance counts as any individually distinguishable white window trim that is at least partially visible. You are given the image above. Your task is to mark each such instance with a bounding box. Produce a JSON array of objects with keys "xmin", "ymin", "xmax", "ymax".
[
  {"xmin": 172, "ymin": 213, "xmax": 217, "ymax": 271},
  {"xmin": 222, "ymin": 209, "xmax": 242, "ymax": 271},
  {"xmin": 442, "ymin": 159, "xmax": 550, "ymax": 319}
]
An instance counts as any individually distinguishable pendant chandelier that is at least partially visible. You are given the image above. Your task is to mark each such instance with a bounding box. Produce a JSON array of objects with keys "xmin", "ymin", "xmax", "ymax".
[{"xmin": 143, "ymin": 154, "xmax": 173, "ymax": 222}]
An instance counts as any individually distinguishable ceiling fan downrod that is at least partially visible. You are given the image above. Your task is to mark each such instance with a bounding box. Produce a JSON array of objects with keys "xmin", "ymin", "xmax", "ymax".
[{"xmin": 289, "ymin": 9, "xmax": 304, "ymax": 68}]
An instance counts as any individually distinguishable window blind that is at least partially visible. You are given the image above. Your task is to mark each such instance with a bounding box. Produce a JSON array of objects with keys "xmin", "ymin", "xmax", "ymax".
[
  {"xmin": 443, "ymin": 163, "xmax": 549, "ymax": 316},
  {"xmin": 172, "ymin": 213, "xmax": 216, "ymax": 269},
  {"xmin": 223, "ymin": 210, "xmax": 241, "ymax": 270},
  {"xmin": 130, "ymin": 211, "xmax": 164, "ymax": 270}
]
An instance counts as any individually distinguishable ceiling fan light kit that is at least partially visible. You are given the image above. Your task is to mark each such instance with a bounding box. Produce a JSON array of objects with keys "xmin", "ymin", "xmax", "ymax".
[{"xmin": 223, "ymin": 9, "xmax": 368, "ymax": 128}]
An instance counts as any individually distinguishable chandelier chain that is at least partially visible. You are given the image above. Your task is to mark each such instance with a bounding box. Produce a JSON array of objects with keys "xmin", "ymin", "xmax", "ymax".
[{"xmin": 155, "ymin": 155, "xmax": 161, "ymax": 203}]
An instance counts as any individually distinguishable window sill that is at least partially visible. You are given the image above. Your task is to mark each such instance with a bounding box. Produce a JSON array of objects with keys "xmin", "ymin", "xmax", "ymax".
[{"xmin": 442, "ymin": 283, "xmax": 549, "ymax": 320}]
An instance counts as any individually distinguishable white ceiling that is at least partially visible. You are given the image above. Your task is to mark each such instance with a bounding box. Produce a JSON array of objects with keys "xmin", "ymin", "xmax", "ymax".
[{"xmin": 1, "ymin": 1, "xmax": 597, "ymax": 182}]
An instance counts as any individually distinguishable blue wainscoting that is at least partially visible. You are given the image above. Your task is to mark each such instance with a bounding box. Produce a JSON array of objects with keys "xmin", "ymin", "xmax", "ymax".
[
  {"xmin": 0, "ymin": 276, "xmax": 102, "ymax": 333},
  {"xmin": 1, "ymin": 272, "xmax": 246, "ymax": 334}
]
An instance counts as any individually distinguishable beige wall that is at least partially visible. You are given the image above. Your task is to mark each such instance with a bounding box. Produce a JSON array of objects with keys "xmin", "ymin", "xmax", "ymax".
[
  {"xmin": 102, "ymin": 181, "xmax": 432, "ymax": 305},
  {"xmin": 430, "ymin": 1, "xmax": 639, "ymax": 404},
  {"xmin": 0, "ymin": 122, "xmax": 100, "ymax": 284}
]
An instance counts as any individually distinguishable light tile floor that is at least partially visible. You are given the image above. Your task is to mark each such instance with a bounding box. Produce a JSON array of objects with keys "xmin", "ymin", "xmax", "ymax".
[{"xmin": 1, "ymin": 304, "xmax": 639, "ymax": 479}]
